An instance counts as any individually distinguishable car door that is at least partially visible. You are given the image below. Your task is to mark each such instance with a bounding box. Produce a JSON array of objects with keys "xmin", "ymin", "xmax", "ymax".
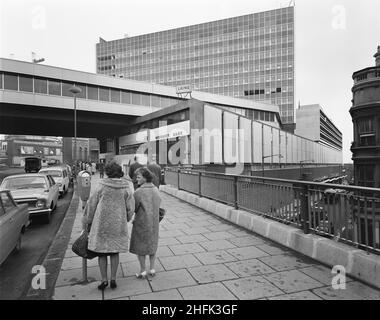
[{"xmin": 0, "ymin": 192, "xmax": 18, "ymax": 265}]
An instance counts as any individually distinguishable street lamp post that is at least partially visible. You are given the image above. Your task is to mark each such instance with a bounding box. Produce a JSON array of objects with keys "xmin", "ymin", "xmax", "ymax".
[
  {"xmin": 262, "ymin": 154, "xmax": 283, "ymax": 177},
  {"xmin": 69, "ymin": 86, "xmax": 82, "ymax": 177}
]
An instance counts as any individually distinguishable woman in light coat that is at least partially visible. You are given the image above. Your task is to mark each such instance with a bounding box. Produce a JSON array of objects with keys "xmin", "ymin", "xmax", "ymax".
[
  {"xmin": 82, "ymin": 161, "xmax": 134, "ymax": 290},
  {"xmin": 129, "ymin": 167, "xmax": 161, "ymax": 278}
]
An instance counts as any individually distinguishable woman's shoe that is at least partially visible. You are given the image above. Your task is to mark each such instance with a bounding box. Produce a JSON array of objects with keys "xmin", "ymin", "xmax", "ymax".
[
  {"xmin": 97, "ymin": 281, "xmax": 108, "ymax": 291},
  {"xmin": 110, "ymin": 280, "xmax": 117, "ymax": 289},
  {"xmin": 135, "ymin": 271, "xmax": 147, "ymax": 279},
  {"xmin": 149, "ymin": 269, "xmax": 156, "ymax": 277}
]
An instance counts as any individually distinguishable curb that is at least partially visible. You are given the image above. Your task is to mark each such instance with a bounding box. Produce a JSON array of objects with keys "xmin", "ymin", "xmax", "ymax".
[
  {"xmin": 25, "ymin": 183, "xmax": 80, "ymax": 300},
  {"xmin": 160, "ymin": 185, "xmax": 380, "ymax": 290}
]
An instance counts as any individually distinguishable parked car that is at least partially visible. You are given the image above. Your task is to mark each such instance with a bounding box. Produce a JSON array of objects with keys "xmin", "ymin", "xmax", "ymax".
[
  {"xmin": 0, "ymin": 190, "xmax": 29, "ymax": 266},
  {"xmin": 24, "ymin": 157, "xmax": 42, "ymax": 173},
  {"xmin": 0, "ymin": 174, "xmax": 59, "ymax": 224},
  {"xmin": 39, "ymin": 166, "xmax": 69, "ymax": 196}
]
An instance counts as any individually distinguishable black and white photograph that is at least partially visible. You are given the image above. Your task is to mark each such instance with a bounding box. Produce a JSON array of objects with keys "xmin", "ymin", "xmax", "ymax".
[{"xmin": 0, "ymin": 0, "xmax": 379, "ymax": 307}]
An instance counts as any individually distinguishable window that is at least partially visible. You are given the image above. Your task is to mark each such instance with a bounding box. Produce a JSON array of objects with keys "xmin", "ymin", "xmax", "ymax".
[
  {"xmin": 357, "ymin": 164, "xmax": 375, "ymax": 187},
  {"xmin": 132, "ymin": 92, "xmax": 141, "ymax": 105},
  {"xmin": 34, "ymin": 77, "xmax": 47, "ymax": 94},
  {"xmin": 87, "ymin": 85, "xmax": 98, "ymax": 100},
  {"xmin": 0, "ymin": 72, "xmax": 3, "ymax": 89},
  {"xmin": 141, "ymin": 93, "xmax": 150, "ymax": 106},
  {"xmin": 111, "ymin": 89, "xmax": 120, "ymax": 103},
  {"xmin": 20, "ymin": 146, "xmax": 34, "ymax": 154},
  {"xmin": 62, "ymin": 81, "xmax": 74, "ymax": 97},
  {"xmin": 358, "ymin": 118, "xmax": 376, "ymax": 146},
  {"xmin": 4, "ymin": 73, "xmax": 18, "ymax": 90},
  {"xmin": 19, "ymin": 75, "xmax": 33, "ymax": 92},
  {"xmin": 121, "ymin": 90, "xmax": 131, "ymax": 104},
  {"xmin": 74, "ymin": 84, "xmax": 86, "ymax": 99},
  {"xmin": 99, "ymin": 87, "xmax": 110, "ymax": 101},
  {"xmin": 48, "ymin": 80, "xmax": 61, "ymax": 95},
  {"xmin": 56, "ymin": 149, "xmax": 61, "ymax": 156}
]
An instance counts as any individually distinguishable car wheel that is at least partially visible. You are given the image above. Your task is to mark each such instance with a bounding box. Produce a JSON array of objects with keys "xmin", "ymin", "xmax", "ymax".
[{"xmin": 14, "ymin": 233, "xmax": 22, "ymax": 252}]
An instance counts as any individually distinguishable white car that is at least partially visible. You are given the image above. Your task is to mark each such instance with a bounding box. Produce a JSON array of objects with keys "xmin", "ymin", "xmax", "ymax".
[
  {"xmin": 39, "ymin": 166, "xmax": 69, "ymax": 196},
  {"xmin": 0, "ymin": 190, "xmax": 29, "ymax": 266},
  {"xmin": 0, "ymin": 174, "xmax": 59, "ymax": 224}
]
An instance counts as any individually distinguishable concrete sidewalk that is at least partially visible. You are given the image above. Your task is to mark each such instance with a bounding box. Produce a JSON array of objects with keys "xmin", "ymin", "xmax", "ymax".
[{"xmin": 53, "ymin": 174, "xmax": 380, "ymax": 300}]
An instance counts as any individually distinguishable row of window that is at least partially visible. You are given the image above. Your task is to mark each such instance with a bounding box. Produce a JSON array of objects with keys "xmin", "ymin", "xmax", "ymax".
[
  {"xmin": 19, "ymin": 145, "xmax": 61, "ymax": 156},
  {"xmin": 98, "ymin": 20, "xmax": 294, "ymax": 50},
  {"xmin": 0, "ymin": 72, "xmax": 182, "ymax": 108},
  {"xmin": 99, "ymin": 35, "xmax": 294, "ymax": 59},
  {"xmin": 99, "ymin": 48, "xmax": 294, "ymax": 66}
]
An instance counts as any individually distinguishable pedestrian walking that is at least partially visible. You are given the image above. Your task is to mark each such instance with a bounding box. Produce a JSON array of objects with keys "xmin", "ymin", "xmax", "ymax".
[
  {"xmin": 147, "ymin": 157, "xmax": 162, "ymax": 188},
  {"xmin": 91, "ymin": 162, "xmax": 96, "ymax": 175},
  {"xmin": 82, "ymin": 161, "xmax": 135, "ymax": 291},
  {"xmin": 99, "ymin": 161, "xmax": 105, "ymax": 178},
  {"xmin": 129, "ymin": 167, "xmax": 161, "ymax": 279},
  {"xmin": 128, "ymin": 156, "xmax": 143, "ymax": 190}
]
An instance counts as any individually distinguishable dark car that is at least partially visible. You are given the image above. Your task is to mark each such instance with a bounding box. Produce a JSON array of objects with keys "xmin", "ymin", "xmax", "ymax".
[{"xmin": 24, "ymin": 157, "xmax": 42, "ymax": 173}]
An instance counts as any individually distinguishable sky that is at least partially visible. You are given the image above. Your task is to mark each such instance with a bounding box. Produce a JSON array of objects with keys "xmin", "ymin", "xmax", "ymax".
[{"xmin": 1, "ymin": 0, "xmax": 379, "ymax": 163}]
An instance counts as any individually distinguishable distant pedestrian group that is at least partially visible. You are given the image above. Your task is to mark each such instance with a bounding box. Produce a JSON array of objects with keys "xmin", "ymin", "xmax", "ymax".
[{"xmin": 81, "ymin": 156, "xmax": 162, "ymax": 290}]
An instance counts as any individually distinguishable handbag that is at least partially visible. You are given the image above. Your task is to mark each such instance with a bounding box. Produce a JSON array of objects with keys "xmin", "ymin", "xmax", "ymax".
[
  {"xmin": 71, "ymin": 226, "xmax": 96, "ymax": 260},
  {"xmin": 159, "ymin": 208, "xmax": 166, "ymax": 222}
]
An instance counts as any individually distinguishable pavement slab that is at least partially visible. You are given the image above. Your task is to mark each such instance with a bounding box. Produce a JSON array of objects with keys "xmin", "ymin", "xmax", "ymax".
[
  {"xmin": 226, "ymin": 246, "xmax": 269, "ymax": 260},
  {"xmin": 159, "ymin": 254, "xmax": 203, "ymax": 271},
  {"xmin": 223, "ymin": 276, "xmax": 284, "ymax": 300},
  {"xmin": 179, "ymin": 282, "xmax": 238, "ymax": 300},
  {"xmin": 188, "ymin": 264, "xmax": 239, "ymax": 284},
  {"xmin": 103, "ymin": 276, "xmax": 152, "ymax": 300},
  {"xmin": 130, "ymin": 289, "xmax": 183, "ymax": 300},
  {"xmin": 229, "ymin": 236, "xmax": 267, "ymax": 247},
  {"xmin": 258, "ymin": 253, "xmax": 317, "ymax": 271},
  {"xmin": 198, "ymin": 239, "xmax": 237, "ymax": 251},
  {"xmin": 53, "ymin": 281, "xmax": 102, "ymax": 300},
  {"xmin": 203, "ymin": 231, "xmax": 236, "ymax": 241},
  {"xmin": 225, "ymin": 259, "xmax": 276, "ymax": 277},
  {"xmin": 268, "ymin": 291, "xmax": 323, "ymax": 300},
  {"xmin": 169, "ymin": 243, "xmax": 206, "ymax": 255},
  {"xmin": 121, "ymin": 260, "xmax": 165, "ymax": 277},
  {"xmin": 194, "ymin": 250, "xmax": 237, "ymax": 265},
  {"xmin": 149, "ymin": 269, "xmax": 198, "ymax": 292},
  {"xmin": 176, "ymin": 234, "xmax": 209, "ymax": 244},
  {"xmin": 263, "ymin": 269, "xmax": 325, "ymax": 293}
]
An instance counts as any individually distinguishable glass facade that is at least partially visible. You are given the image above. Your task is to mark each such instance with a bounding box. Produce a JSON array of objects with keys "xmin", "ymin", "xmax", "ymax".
[{"xmin": 96, "ymin": 6, "xmax": 295, "ymax": 124}]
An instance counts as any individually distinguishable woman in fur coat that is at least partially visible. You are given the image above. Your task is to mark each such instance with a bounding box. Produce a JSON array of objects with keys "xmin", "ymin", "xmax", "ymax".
[
  {"xmin": 129, "ymin": 167, "xmax": 161, "ymax": 278},
  {"xmin": 82, "ymin": 161, "xmax": 134, "ymax": 290}
]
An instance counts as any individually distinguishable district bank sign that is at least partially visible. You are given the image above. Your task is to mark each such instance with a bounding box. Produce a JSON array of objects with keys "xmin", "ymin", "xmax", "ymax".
[{"xmin": 149, "ymin": 120, "xmax": 190, "ymax": 141}]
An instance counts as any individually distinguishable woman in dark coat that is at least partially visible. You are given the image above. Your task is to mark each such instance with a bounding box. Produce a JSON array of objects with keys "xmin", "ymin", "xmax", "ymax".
[
  {"xmin": 129, "ymin": 167, "xmax": 161, "ymax": 278},
  {"xmin": 82, "ymin": 161, "xmax": 134, "ymax": 290}
]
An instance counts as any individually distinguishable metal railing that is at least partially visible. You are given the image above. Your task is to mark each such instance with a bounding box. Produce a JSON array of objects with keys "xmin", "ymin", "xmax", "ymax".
[{"xmin": 164, "ymin": 167, "xmax": 380, "ymax": 254}]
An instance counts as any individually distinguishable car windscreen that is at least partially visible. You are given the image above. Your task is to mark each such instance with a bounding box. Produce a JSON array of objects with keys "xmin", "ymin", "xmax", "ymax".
[
  {"xmin": 40, "ymin": 170, "xmax": 62, "ymax": 177},
  {"xmin": 2, "ymin": 177, "xmax": 47, "ymax": 190}
]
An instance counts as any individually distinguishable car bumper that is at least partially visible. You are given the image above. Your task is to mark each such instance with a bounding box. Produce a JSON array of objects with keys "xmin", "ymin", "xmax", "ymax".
[{"xmin": 28, "ymin": 208, "xmax": 52, "ymax": 217}]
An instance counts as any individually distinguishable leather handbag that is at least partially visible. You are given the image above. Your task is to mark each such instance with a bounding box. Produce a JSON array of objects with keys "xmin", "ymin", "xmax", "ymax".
[
  {"xmin": 159, "ymin": 208, "xmax": 166, "ymax": 222},
  {"xmin": 71, "ymin": 226, "xmax": 96, "ymax": 260}
]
